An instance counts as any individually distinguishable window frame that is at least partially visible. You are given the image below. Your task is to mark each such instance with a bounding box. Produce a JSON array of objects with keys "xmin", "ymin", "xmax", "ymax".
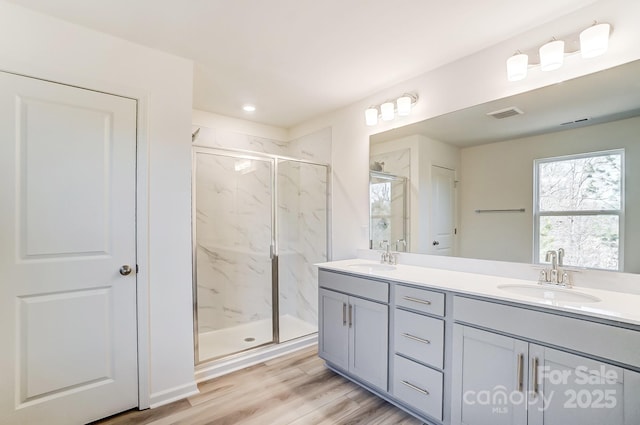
[{"xmin": 533, "ymin": 149, "xmax": 625, "ymax": 271}]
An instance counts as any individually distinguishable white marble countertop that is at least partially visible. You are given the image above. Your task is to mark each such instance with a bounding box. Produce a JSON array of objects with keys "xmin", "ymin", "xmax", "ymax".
[{"xmin": 317, "ymin": 258, "xmax": 640, "ymax": 327}]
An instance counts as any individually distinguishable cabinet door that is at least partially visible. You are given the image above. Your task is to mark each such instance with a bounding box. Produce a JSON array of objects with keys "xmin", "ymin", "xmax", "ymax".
[
  {"xmin": 528, "ymin": 344, "xmax": 640, "ymax": 425},
  {"xmin": 451, "ymin": 325, "xmax": 528, "ymax": 425},
  {"xmin": 349, "ymin": 296, "xmax": 389, "ymax": 390},
  {"xmin": 318, "ymin": 288, "xmax": 349, "ymax": 370}
]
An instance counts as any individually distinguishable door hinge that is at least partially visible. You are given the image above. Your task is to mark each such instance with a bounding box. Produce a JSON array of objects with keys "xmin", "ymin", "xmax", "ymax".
[
  {"xmin": 454, "ymin": 228, "xmax": 457, "ymax": 235},
  {"xmin": 136, "ymin": 264, "xmax": 139, "ymax": 273}
]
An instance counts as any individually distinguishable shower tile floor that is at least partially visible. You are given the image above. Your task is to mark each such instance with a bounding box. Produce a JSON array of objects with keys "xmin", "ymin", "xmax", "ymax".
[{"xmin": 198, "ymin": 314, "xmax": 317, "ymax": 361}]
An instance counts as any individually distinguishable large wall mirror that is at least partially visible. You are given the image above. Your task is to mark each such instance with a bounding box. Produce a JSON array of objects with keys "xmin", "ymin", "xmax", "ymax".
[{"xmin": 369, "ymin": 59, "xmax": 640, "ymax": 273}]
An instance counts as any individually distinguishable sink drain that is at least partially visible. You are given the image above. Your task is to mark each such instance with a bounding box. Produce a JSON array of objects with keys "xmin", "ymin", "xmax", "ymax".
[{"xmin": 244, "ymin": 337, "xmax": 255, "ymax": 342}]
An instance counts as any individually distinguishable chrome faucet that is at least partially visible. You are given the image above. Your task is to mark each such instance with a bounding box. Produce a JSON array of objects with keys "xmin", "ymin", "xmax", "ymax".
[
  {"xmin": 379, "ymin": 240, "xmax": 390, "ymax": 264},
  {"xmin": 557, "ymin": 248, "xmax": 565, "ymax": 267},
  {"xmin": 545, "ymin": 250, "xmax": 558, "ymax": 283},
  {"xmin": 379, "ymin": 240, "xmax": 398, "ymax": 265},
  {"xmin": 394, "ymin": 239, "xmax": 407, "ymax": 252},
  {"xmin": 539, "ymin": 248, "xmax": 570, "ymax": 287}
]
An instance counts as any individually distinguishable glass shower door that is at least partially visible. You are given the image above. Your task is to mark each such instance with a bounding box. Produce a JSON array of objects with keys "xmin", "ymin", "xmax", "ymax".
[
  {"xmin": 277, "ymin": 159, "xmax": 328, "ymax": 342},
  {"xmin": 194, "ymin": 150, "xmax": 274, "ymax": 363}
]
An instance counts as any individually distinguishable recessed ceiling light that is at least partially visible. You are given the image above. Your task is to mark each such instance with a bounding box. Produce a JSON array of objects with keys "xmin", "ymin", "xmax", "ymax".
[{"xmin": 242, "ymin": 104, "xmax": 256, "ymax": 112}]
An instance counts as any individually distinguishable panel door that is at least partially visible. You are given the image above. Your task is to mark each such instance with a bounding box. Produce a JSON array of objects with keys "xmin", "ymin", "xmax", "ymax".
[
  {"xmin": 528, "ymin": 344, "xmax": 640, "ymax": 425},
  {"xmin": 451, "ymin": 325, "xmax": 528, "ymax": 425},
  {"xmin": 429, "ymin": 165, "xmax": 455, "ymax": 256},
  {"xmin": 349, "ymin": 296, "xmax": 388, "ymax": 390},
  {"xmin": 318, "ymin": 288, "xmax": 349, "ymax": 370},
  {"xmin": 0, "ymin": 72, "xmax": 138, "ymax": 424}
]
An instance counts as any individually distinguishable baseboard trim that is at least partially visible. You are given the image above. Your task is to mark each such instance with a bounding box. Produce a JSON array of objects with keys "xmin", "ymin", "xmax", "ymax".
[
  {"xmin": 148, "ymin": 381, "xmax": 199, "ymax": 408},
  {"xmin": 194, "ymin": 334, "xmax": 318, "ymax": 383}
]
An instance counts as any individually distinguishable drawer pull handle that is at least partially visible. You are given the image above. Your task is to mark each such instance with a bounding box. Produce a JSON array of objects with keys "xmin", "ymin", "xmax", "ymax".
[
  {"xmin": 402, "ymin": 296, "xmax": 432, "ymax": 306},
  {"xmin": 402, "ymin": 333, "xmax": 431, "ymax": 344},
  {"xmin": 401, "ymin": 380, "xmax": 430, "ymax": 396}
]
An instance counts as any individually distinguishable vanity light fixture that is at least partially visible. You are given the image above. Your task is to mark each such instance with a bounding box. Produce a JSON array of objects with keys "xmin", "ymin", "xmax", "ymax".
[
  {"xmin": 365, "ymin": 107, "xmax": 379, "ymax": 126},
  {"xmin": 380, "ymin": 102, "xmax": 395, "ymax": 121},
  {"xmin": 396, "ymin": 95, "xmax": 412, "ymax": 116},
  {"xmin": 506, "ymin": 52, "xmax": 529, "ymax": 82},
  {"xmin": 364, "ymin": 93, "xmax": 419, "ymax": 126},
  {"xmin": 580, "ymin": 23, "xmax": 610, "ymax": 58},
  {"xmin": 506, "ymin": 21, "xmax": 611, "ymax": 81},
  {"xmin": 539, "ymin": 39, "xmax": 565, "ymax": 71}
]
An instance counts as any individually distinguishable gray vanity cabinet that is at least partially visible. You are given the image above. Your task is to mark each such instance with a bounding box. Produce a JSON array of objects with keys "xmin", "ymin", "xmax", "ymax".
[
  {"xmin": 318, "ymin": 288, "xmax": 349, "ymax": 370},
  {"xmin": 451, "ymin": 296, "xmax": 640, "ymax": 425},
  {"xmin": 391, "ymin": 285, "xmax": 447, "ymax": 422},
  {"xmin": 451, "ymin": 325, "xmax": 528, "ymax": 425},
  {"xmin": 527, "ymin": 344, "xmax": 640, "ymax": 425},
  {"xmin": 318, "ymin": 267, "xmax": 640, "ymax": 425},
  {"xmin": 318, "ymin": 271, "xmax": 389, "ymax": 391},
  {"xmin": 452, "ymin": 326, "xmax": 640, "ymax": 425}
]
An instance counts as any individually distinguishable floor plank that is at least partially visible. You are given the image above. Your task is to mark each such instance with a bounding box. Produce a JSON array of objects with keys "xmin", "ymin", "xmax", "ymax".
[{"xmin": 93, "ymin": 345, "xmax": 423, "ymax": 425}]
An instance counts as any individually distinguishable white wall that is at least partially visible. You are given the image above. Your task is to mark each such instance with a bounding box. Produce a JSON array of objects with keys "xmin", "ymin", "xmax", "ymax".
[
  {"xmin": 0, "ymin": 1, "xmax": 196, "ymax": 408},
  {"xmin": 459, "ymin": 115, "xmax": 640, "ymax": 273},
  {"xmin": 289, "ymin": 0, "xmax": 640, "ymax": 261}
]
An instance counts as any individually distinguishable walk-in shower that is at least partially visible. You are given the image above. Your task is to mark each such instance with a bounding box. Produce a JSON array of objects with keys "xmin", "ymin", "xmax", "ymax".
[{"xmin": 192, "ymin": 147, "xmax": 330, "ymax": 365}]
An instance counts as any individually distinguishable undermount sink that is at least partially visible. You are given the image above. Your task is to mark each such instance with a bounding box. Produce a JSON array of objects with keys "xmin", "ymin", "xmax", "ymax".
[
  {"xmin": 347, "ymin": 263, "xmax": 396, "ymax": 272},
  {"xmin": 497, "ymin": 284, "xmax": 601, "ymax": 303}
]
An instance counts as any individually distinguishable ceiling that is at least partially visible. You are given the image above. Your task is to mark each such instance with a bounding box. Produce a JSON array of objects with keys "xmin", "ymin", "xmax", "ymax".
[
  {"xmin": 7, "ymin": 0, "xmax": 599, "ymax": 128},
  {"xmin": 370, "ymin": 59, "xmax": 640, "ymax": 147}
]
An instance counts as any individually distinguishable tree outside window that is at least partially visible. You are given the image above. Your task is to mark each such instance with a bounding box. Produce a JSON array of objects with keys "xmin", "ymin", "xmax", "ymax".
[{"xmin": 534, "ymin": 150, "xmax": 624, "ymax": 271}]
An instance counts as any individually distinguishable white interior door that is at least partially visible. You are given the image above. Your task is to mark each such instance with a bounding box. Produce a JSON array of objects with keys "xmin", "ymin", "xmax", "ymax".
[
  {"xmin": 0, "ymin": 72, "xmax": 138, "ymax": 424},
  {"xmin": 429, "ymin": 165, "xmax": 456, "ymax": 256}
]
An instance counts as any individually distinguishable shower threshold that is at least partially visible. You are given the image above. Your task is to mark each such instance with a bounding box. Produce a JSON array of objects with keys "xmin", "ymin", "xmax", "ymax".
[{"xmin": 198, "ymin": 314, "xmax": 317, "ymax": 361}]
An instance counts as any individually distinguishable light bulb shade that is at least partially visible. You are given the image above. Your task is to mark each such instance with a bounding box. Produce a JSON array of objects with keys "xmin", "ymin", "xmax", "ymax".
[
  {"xmin": 380, "ymin": 102, "xmax": 395, "ymax": 121},
  {"xmin": 365, "ymin": 107, "xmax": 378, "ymax": 126},
  {"xmin": 396, "ymin": 96, "xmax": 412, "ymax": 116},
  {"xmin": 580, "ymin": 23, "xmax": 610, "ymax": 58},
  {"xmin": 506, "ymin": 53, "xmax": 528, "ymax": 81},
  {"xmin": 539, "ymin": 40, "xmax": 565, "ymax": 71}
]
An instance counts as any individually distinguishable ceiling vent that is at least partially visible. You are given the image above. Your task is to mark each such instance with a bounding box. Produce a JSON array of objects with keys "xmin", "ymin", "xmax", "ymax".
[
  {"xmin": 560, "ymin": 117, "xmax": 590, "ymax": 126},
  {"xmin": 486, "ymin": 107, "xmax": 524, "ymax": 119}
]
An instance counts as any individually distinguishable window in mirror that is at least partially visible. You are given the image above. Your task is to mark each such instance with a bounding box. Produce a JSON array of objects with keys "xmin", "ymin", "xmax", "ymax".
[{"xmin": 534, "ymin": 150, "xmax": 624, "ymax": 271}]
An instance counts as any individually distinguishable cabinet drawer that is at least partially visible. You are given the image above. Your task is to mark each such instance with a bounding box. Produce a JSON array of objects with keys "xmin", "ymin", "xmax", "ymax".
[
  {"xmin": 393, "ymin": 355, "xmax": 443, "ymax": 421},
  {"xmin": 454, "ymin": 296, "xmax": 640, "ymax": 368},
  {"xmin": 395, "ymin": 285, "xmax": 445, "ymax": 316},
  {"xmin": 318, "ymin": 269, "xmax": 388, "ymax": 303},
  {"xmin": 394, "ymin": 309, "xmax": 444, "ymax": 369}
]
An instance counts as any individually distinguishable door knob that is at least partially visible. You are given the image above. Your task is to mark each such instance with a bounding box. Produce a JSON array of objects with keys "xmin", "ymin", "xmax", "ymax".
[
  {"xmin": 432, "ymin": 241, "xmax": 440, "ymax": 246},
  {"xmin": 119, "ymin": 265, "xmax": 133, "ymax": 276}
]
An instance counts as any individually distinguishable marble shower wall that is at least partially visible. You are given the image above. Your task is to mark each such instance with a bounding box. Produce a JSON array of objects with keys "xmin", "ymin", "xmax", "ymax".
[
  {"xmin": 193, "ymin": 126, "xmax": 331, "ymax": 335},
  {"xmin": 278, "ymin": 160, "xmax": 328, "ymax": 330}
]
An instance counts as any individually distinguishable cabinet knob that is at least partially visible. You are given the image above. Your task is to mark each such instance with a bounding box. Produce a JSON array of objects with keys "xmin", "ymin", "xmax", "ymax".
[{"xmin": 432, "ymin": 240, "xmax": 440, "ymax": 246}]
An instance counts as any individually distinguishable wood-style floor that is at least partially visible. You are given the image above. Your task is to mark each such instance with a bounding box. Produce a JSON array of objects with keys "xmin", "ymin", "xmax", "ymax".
[{"xmin": 93, "ymin": 345, "xmax": 423, "ymax": 425}]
